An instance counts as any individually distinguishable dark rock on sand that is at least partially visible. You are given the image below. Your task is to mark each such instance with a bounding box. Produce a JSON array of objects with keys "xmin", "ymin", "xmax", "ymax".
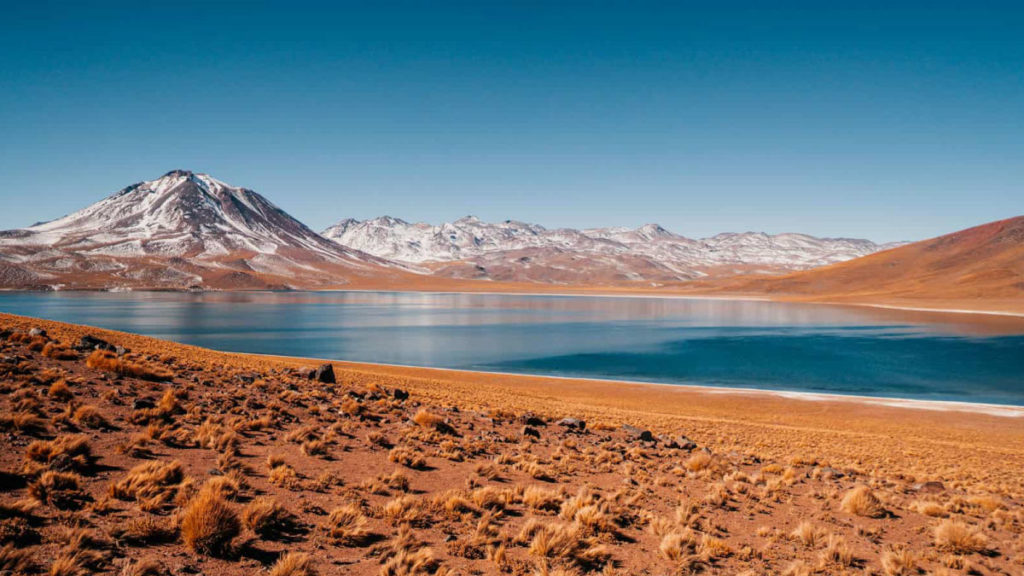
[{"xmin": 315, "ymin": 363, "xmax": 336, "ymax": 384}]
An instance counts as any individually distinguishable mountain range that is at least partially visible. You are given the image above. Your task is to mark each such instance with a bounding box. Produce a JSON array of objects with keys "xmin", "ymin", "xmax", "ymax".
[
  {"xmin": 323, "ymin": 215, "xmax": 900, "ymax": 284},
  {"xmin": 2, "ymin": 170, "xmax": 1019, "ymax": 313}
]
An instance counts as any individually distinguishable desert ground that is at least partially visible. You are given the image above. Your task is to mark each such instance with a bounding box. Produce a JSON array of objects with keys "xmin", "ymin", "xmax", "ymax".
[{"xmin": 1, "ymin": 312, "xmax": 1023, "ymax": 576}]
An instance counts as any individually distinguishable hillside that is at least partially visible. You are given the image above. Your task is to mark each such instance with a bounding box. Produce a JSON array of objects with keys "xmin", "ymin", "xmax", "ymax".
[{"xmin": 718, "ymin": 216, "xmax": 1024, "ymax": 311}]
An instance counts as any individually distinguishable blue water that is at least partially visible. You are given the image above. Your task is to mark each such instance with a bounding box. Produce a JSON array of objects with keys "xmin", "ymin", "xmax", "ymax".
[{"xmin": 1, "ymin": 291, "xmax": 1023, "ymax": 405}]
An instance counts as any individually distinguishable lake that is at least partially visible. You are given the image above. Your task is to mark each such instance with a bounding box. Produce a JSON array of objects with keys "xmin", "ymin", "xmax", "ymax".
[{"xmin": 2, "ymin": 291, "xmax": 1023, "ymax": 405}]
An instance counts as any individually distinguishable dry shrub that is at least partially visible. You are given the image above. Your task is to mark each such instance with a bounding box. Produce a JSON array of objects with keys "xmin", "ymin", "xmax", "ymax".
[
  {"xmin": 0, "ymin": 542, "xmax": 35, "ymax": 573},
  {"xmin": 269, "ymin": 463, "xmax": 301, "ymax": 490},
  {"xmin": 270, "ymin": 553, "xmax": 316, "ymax": 576},
  {"xmin": 42, "ymin": 342, "xmax": 78, "ymax": 360},
  {"xmin": 109, "ymin": 460, "xmax": 185, "ymax": 511},
  {"xmin": 698, "ymin": 534, "xmax": 732, "ymax": 559},
  {"xmin": 790, "ymin": 521, "xmax": 824, "ymax": 548},
  {"xmin": 48, "ymin": 379, "xmax": 74, "ymax": 400},
  {"xmin": 384, "ymin": 495, "xmax": 427, "ymax": 526},
  {"xmin": 933, "ymin": 520, "xmax": 987, "ymax": 554},
  {"xmin": 840, "ymin": 485, "xmax": 886, "ymax": 518},
  {"xmin": 823, "ymin": 534, "xmax": 854, "ymax": 566},
  {"xmin": 684, "ymin": 452, "xmax": 712, "ymax": 472},
  {"xmin": 86, "ymin": 350, "xmax": 171, "ymax": 382},
  {"xmin": 910, "ymin": 500, "xmax": 947, "ymax": 518},
  {"xmin": 523, "ymin": 486, "xmax": 563, "ymax": 513},
  {"xmin": 528, "ymin": 521, "xmax": 610, "ymax": 571},
  {"xmin": 301, "ymin": 439, "xmax": 329, "ymax": 457},
  {"xmin": 243, "ymin": 498, "xmax": 300, "ymax": 540},
  {"xmin": 119, "ymin": 559, "xmax": 168, "ymax": 576},
  {"xmin": 380, "ymin": 547, "xmax": 438, "ymax": 576},
  {"xmin": 180, "ymin": 487, "xmax": 240, "ymax": 556},
  {"xmin": 0, "ymin": 411, "xmax": 49, "ymax": 435},
  {"xmin": 412, "ymin": 409, "xmax": 444, "ymax": 429},
  {"xmin": 28, "ymin": 470, "xmax": 84, "ymax": 508},
  {"xmin": 196, "ymin": 419, "xmax": 239, "ymax": 454},
  {"xmin": 390, "ymin": 447, "xmax": 427, "ymax": 469},
  {"xmin": 659, "ymin": 529, "xmax": 698, "ymax": 561},
  {"xmin": 880, "ymin": 546, "xmax": 917, "ymax": 576},
  {"xmin": 24, "ymin": 435, "xmax": 92, "ymax": 473},
  {"xmin": 72, "ymin": 405, "xmax": 111, "ymax": 429},
  {"xmin": 112, "ymin": 517, "xmax": 177, "ymax": 546},
  {"xmin": 325, "ymin": 504, "xmax": 372, "ymax": 545}
]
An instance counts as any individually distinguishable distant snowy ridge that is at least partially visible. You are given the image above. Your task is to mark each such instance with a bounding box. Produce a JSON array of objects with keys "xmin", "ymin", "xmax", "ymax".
[{"xmin": 322, "ymin": 215, "xmax": 902, "ymax": 274}]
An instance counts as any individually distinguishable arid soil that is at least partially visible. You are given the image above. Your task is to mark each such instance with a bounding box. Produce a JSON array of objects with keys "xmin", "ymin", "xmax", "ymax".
[{"xmin": 1, "ymin": 312, "xmax": 1023, "ymax": 576}]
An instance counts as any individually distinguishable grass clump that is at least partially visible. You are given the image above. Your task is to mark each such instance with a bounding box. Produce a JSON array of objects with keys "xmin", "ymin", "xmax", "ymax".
[{"xmin": 180, "ymin": 486, "xmax": 240, "ymax": 556}]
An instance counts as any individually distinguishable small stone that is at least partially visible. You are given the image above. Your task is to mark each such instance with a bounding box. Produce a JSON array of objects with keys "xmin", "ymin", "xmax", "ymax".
[
  {"xmin": 315, "ymin": 363, "xmax": 336, "ymax": 384},
  {"xmin": 912, "ymin": 481, "xmax": 945, "ymax": 494},
  {"xmin": 519, "ymin": 412, "xmax": 546, "ymax": 426},
  {"xmin": 522, "ymin": 426, "xmax": 541, "ymax": 439},
  {"xmin": 28, "ymin": 327, "xmax": 46, "ymax": 338},
  {"xmin": 622, "ymin": 424, "xmax": 654, "ymax": 442},
  {"xmin": 393, "ymin": 388, "xmax": 409, "ymax": 401},
  {"xmin": 557, "ymin": 417, "xmax": 586, "ymax": 431}
]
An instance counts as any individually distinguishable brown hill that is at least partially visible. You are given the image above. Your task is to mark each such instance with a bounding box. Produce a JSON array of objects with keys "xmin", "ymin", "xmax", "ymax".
[{"xmin": 718, "ymin": 216, "xmax": 1024, "ymax": 310}]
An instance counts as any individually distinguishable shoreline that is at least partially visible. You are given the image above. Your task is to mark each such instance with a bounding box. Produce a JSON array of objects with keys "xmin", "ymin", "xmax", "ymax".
[{"xmin": 243, "ymin": 351, "xmax": 1024, "ymax": 418}]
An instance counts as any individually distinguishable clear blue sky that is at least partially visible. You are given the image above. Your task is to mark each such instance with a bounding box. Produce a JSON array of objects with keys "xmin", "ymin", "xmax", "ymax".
[{"xmin": 1, "ymin": 2, "xmax": 1021, "ymax": 242}]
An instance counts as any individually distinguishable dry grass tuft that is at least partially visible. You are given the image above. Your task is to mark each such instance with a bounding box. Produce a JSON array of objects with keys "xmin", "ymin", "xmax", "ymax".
[
  {"xmin": 72, "ymin": 405, "xmax": 111, "ymax": 429},
  {"xmin": 269, "ymin": 552, "xmax": 317, "ymax": 576},
  {"xmin": 25, "ymin": 434, "xmax": 92, "ymax": 473},
  {"xmin": 243, "ymin": 497, "xmax": 301, "ymax": 540},
  {"xmin": 180, "ymin": 486, "xmax": 241, "ymax": 556},
  {"xmin": 933, "ymin": 519, "xmax": 987, "ymax": 554},
  {"xmin": 109, "ymin": 460, "xmax": 185, "ymax": 511},
  {"xmin": 0, "ymin": 542, "xmax": 36, "ymax": 573},
  {"xmin": 86, "ymin": 350, "xmax": 172, "ymax": 381},
  {"xmin": 325, "ymin": 504, "xmax": 372, "ymax": 545},
  {"xmin": 28, "ymin": 470, "xmax": 84, "ymax": 508},
  {"xmin": 390, "ymin": 447, "xmax": 428, "ymax": 469},
  {"xmin": 840, "ymin": 485, "xmax": 886, "ymax": 518},
  {"xmin": 880, "ymin": 546, "xmax": 917, "ymax": 576}
]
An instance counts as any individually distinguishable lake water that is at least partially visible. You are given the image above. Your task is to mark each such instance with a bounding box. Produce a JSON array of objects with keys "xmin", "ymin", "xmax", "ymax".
[{"xmin": 2, "ymin": 291, "xmax": 1023, "ymax": 406}]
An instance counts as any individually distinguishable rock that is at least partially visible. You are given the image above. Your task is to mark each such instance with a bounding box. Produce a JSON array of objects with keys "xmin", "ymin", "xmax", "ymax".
[
  {"xmin": 556, "ymin": 417, "xmax": 586, "ymax": 431},
  {"xmin": 393, "ymin": 388, "xmax": 409, "ymax": 401},
  {"xmin": 305, "ymin": 369, "xmax": 316, "ymax": 380},
  {"xmin": 522, "ymin": 426, "xmax": 541, "ymax": 439},
  {"xmin": 315, "ymin": 363, "xmax": 336, "ymax": 384},
  {"xmin": 677, "ymin": 435, "xmax": 697, "ymax": 450},
  {"xmin": 114, "ymin": 345, "xmax": 129, "ymax": 357},
  {"xmin": 132, "ymin": 397, "xmax": 155, "ymax": 410},
  {"xmin": 912, "ymin": 481, "xmax": 945, "ymax": 494},
  {"xmin": 74, "ymin": 334, "xmax": 114, "ymax": 352},
  {"xmin": 519, "ymin": 412, "xmax": 546, "ymax": 427},
  {"xmin": 622, "ymin": 424, "xmax": 654, "ymax": 442},
  {"xmin": 28, "ymin": 327, "xmax": 46, "ymax": 338}
]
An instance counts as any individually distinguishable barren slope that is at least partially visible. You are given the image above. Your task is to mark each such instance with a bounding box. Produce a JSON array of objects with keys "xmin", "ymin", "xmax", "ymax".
[{"xmin": 715, "ymin": 216, "xmax": 1024, "ymax": 311}]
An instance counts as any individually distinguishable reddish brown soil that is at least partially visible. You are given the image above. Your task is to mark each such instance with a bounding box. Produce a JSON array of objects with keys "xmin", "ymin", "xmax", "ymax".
[
  {"xmin": 1, "ymin": 313, "xmax": 1022, "ymax": 576},
  {"xmin": 714, "ymin": 216, "xmax": 1024, "ymax": 312}
]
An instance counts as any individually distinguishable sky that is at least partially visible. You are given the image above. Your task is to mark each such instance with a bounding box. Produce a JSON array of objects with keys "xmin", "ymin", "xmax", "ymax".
[{"xmin": 1, "ymin": 2, "xmax": 1021, "ymax": 243}]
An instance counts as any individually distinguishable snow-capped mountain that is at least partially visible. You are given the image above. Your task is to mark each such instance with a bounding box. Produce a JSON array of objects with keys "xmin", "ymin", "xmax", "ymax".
[
  {"xmin": 323, "ymin": 216, "xmax": 901, "ymax": 283},
  {"xmin": 0, "ymin": 170, "xmax": 402, "ymax": 290}
]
